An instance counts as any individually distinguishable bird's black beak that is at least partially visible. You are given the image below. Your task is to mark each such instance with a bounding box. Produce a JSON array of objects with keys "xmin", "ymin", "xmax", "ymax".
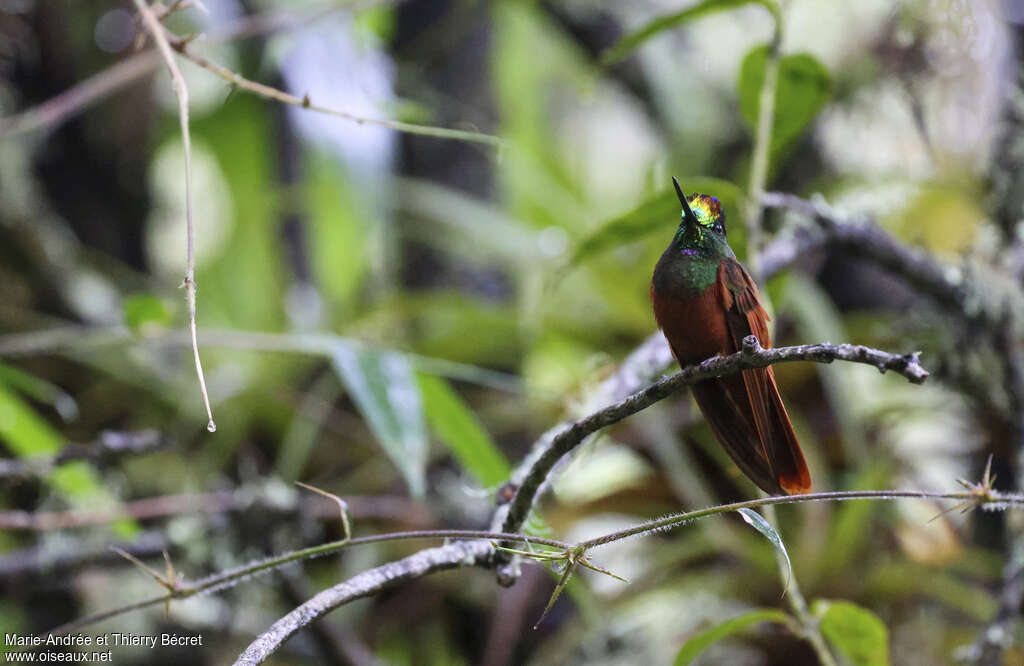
[{"xmin": 672, "ymin": 177, "xmax": 698, "ymax": 229}]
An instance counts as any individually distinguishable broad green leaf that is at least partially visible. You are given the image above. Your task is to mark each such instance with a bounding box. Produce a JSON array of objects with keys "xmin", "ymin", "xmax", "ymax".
[
  {"xmin": 601, "ymin": 0, "xmax": 781, "ymax": 67},
  {"xmin": 0, "ymin": 362, "xmax": 78, "ymax": 422},
  {"xmin": 739, "ymin": 47, "xmax": 831, "ymax": 163},
  {"xmin": 738, "ymin": 507, "xmax": 792, "ymax": 594},
  {"xmin": 566, "ymin": 177, "xmax": 745, "ymax": 270},
  {"xmin": 330, "ymin": 343, "xmax": 428, "ymax": 497},
  {"xmin": 122, "ymin": 293, "xmax": 173, "ymax": 333},
  {"xmin": 417, "ymin": 373, "xmax": 509, "ymax": 487},
  {"xmin": 815, "ymin": 600, "xmax": 890, "ymax": 666},
  {"xmin": 674, "ymin": 608, "xmax": 795, "ymax": 665}
]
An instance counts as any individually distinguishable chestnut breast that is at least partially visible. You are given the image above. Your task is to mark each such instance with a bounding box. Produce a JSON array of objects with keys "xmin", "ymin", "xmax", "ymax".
[{"xmin": 650, "ymin": 281, "xmax": 731, "ymax": 366}]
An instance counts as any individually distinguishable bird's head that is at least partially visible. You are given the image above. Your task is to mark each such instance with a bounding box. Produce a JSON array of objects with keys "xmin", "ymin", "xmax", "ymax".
[{"xmin": 673, "ymin": 176, "xmax": 726, "ymax": 237}]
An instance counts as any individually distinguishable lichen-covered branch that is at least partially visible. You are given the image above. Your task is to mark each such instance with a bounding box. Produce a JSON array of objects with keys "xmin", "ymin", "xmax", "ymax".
[
  {"xmin": 494, "ymin": 336, "xmax": 929, "ymax": 572},
  {"xmin": 233, "ymin": 541, "xmax": 493, "ymax": 666},
  {"xmin": 761, "ymin": 191, "xmax": 978, "ymax": 321}
]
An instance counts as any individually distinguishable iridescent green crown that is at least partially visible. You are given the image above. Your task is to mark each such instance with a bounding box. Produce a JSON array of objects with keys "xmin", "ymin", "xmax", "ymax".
[{"xmin": 686, "ymin": 194, "xmax": 724, "ymax": 228}]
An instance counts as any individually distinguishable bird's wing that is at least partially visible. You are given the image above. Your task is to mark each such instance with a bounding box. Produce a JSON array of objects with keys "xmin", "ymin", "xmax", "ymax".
[{"xmin": 716, "ymin": 259, "xmax": 811, "ymax": 494}]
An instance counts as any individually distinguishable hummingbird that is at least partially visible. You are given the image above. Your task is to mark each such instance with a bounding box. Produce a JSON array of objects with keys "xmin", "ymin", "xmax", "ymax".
[{"xmin": 650, "ymin": 178, "xmax": 811, "ymax": 495}]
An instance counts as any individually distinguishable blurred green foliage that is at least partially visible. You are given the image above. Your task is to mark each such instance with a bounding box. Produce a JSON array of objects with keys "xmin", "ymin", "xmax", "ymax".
[
  {"xmin": 739, "ymin": 46, "xmax": 832, "ymax": 169},
  {"xmin": 0, "ymin": 0, "xmax": 1016, "ymax": 663},
  {"xmin": 816, "ymin": 600, "xmax": 891, "ymax": 666}
]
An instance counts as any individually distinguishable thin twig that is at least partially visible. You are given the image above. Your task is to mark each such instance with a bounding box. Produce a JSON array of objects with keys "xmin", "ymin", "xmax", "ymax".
[
  {"xmin": 0, "ymin": 488, "xmax": 430, "ymax": 531},
  {"xmin": 0, "ymin": 52, "xmax": 162, "ymax": 137},
  {"xmin": 1, "ymin": 0, "xmax": 502, "ymax": 147},
  {"xmin": 167, "ymin": 37, "xmax": 503, "ymax": 148},
  {"xmin": 235, "ymin": 486, "xmax": 1019, "ymax": 663},
  {"xmin": 295, "ymin": 481, "xmax": 351, "ymax": 543},
  {"xmin": 0, "ymin": 531, "xmax": 168, "ymax": 582},
  {"xmin": 232, "ymin": 479, "xmax": 1021, "ymax": 664},
  {"xmin": 0, "ymin": 2, "xmax": 386, "ymax": 139},
  {"xmin": 574, "ymin": 489, "xmax": 1015, "ymax": 550},
  {"xmin": 48, "ymin": 529, "xmax": 566, "ymax": 636},
  {"xmin": 132, "ymin": 0, "xmax": 215, "ymax": 432},
  {"xmin": 233, "ymin": 541, "xmax": 494, "ymax": 666},
  {"xmin": 45, "ymin": 486, "xmax": 1018, "ymax": 648}
]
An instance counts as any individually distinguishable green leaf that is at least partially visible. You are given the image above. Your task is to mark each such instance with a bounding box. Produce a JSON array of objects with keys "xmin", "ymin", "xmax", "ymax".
[
  {"xmin": 355, "ymin": 4, "xmax": 395, "ymax": 43},
  {"xmin": 305, "ymin": 152, "xmax": 369, "ymax": 315},
  {"xmin": 738, "ymin": 507, "xmax": 792, "ymax": 594},
  {"xmin": 866, "ymin": 562, "xmax": 997, "ymax": 621},
  {"xmin": 739, "ymin": 47, "xmax": 831, "ymax": 162},
  {"xmin": 417, "ymin": 373, "xmax": 510, "ymax": 487},
  {"xmin": 0, "ymin": 381, "xmax": 63, "ymax": 458},
  {"xmin": 816, "ymin": 600, "xmax": 890, "ymax": 666},
  {"xmin": 820, "ymin": 463, "xmax": 890, "ymax": 580},
  {"xmin": 601, "ymin": 0, "xmax": 781, "ymax": 67},
  {"xmin": 49, "ymin": 462, "xmax": 138, "ymax": 538},
  {"xmin": 566, "ymin": 177, "xmax": 745, "ymax": 270},
  {"xmin": 0, "ymin": 362, "xmax": 77, "ymax": 422},
  {"xmin": 276, "ymin": 372, "xmax": 343, "ymax": 481},
  {"xmin": 330, "ymin": 343, "xmax": 428, "ymax": 497},
  {"xmin": 122, "ymin": 293, "xmax": 173, "ymax": 333},
  {"xmin": 674, "ymin": 608, "xmax": 795, "ymax": 665},
  {"xmin": 0, "ymin": 384, "xmax": 137, "ymax": 536}
]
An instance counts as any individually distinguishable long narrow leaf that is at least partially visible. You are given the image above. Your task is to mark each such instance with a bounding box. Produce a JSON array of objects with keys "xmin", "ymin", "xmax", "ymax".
[
  {"xmin": 601, "ymin": 0, "xmax": 780, "ymax": 67},
  {"xmin": 0, "ymin": 362, "xmax": 78, "ymax": 421},
  {"xmin": 565, "ymin": 177, "xmax": 745, "ymax": 270},
  {"xmin": 738, "ymin": 507, "xmax": 792, "ymax": 594},
  {"xmin": 674, "ymin": 608, "xmax": 796, "ymax": 665},
  {"xmin": 418, "ymin": 373, "xmax": 510, "ymax": 487},
  {"xmin": 330, "ymin": 343, "xmax": 428, "ymax": 497},
  {"xmin": 0, "ymin": 381, "xmax": 63, "ymax": 458}
]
